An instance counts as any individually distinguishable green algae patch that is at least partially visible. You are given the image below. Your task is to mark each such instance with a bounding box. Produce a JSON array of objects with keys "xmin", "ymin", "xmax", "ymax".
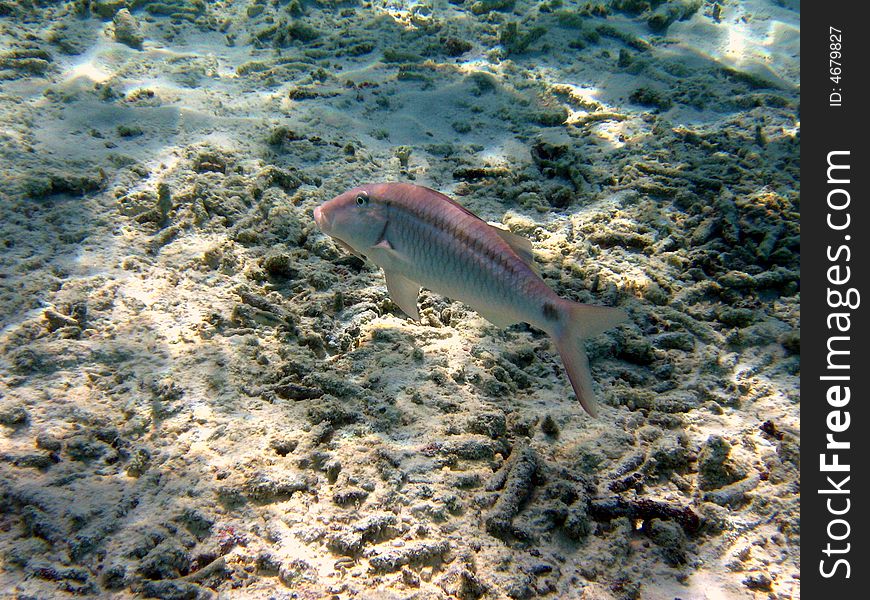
[
  {"xmin": 255, "ymin": 19, "xmax": 321, "ymax": 47},
  {"xmin": 596, "ymin": 23, "xmax": 651, "ymax": 51},
  {"xmin": 499, "ymin": 21, "xmax": 547, "ymax": 55},
  {"xmin": 383, "ymin": 48, "xmax": 424, "ymax": 64},
  {"xmin": 90, "ymin": 0, "xmax": 126, "ymax": 19},
  {"xmin": 646, "ymin": 0, "xmax": 702, "ymax": 32},
  {"xmin": 0, "ymin": 48, "xmax": 52, "ymax": 76},
  {"xmin": 470, "ymin": 0, "xmax": 515, "ymax": 15},
  {"xmin": 134, "ymin": 0, "xmax": 206, "ymax": 20},
  {"xmin": 22, "ymin": 169, "xmax": 107, "ymax": 199},
  {"xmin": 629, "ymin": 86, "xmax": 673, "ymax": 110}
]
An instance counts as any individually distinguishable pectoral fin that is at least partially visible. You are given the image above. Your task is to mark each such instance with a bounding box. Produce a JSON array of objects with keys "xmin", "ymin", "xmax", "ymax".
[
  {"xmin": 383, "ymin": 270, "xmax": 420, "ymax": 321},
  {"xmin": 372, "ymin": 239, "xmax": 393, "ymax": 250}
]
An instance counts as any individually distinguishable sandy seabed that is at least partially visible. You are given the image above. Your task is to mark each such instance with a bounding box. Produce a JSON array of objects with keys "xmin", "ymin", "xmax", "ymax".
[{"xmin": 0, "ymin": 1, "xmax": 799, "ymax": 598}]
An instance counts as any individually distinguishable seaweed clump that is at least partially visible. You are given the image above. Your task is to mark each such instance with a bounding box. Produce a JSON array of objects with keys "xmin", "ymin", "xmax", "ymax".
[
  {"xmin": 135, "ymin": 0, "xmax": 206, "ymax": 22},
  {"xmin": 470, "ymin": 0, "xmax": 516, "ymax": 15},
  {"xmin": 609, "ymin": 0, "xmax": 701, "ymax": 32},
  {"xmin": 629, "ymin": 86, "xmax": 673, "ymax": 110},
  {"xmin": 498, "ymin": 21, "xmax": 547, "ymax": 56},
  {"xmin": 255, "ymin": 19, "xmax": 321, "ymax": 48}
]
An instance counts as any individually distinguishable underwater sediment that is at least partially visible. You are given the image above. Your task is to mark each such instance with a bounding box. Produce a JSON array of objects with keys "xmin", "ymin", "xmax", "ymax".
[{"xmin": 0, "ymin": 1, "xmax": 799, "ymax": 598}]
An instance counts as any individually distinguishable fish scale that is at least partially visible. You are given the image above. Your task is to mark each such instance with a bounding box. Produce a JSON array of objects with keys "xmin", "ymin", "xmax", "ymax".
[
  {"xmin": 396, "ymin": 200, "xmax": 507, "ymax": 305},
  {"xmin": 314, "ymin": 182, "xmax": 627, "ymax": 416}
]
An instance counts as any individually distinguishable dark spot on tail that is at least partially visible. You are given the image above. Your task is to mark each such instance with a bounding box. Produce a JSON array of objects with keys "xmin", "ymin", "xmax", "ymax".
[{"xmin": 542, "ymin": 302, "xmax": 559, "ymax": 322}]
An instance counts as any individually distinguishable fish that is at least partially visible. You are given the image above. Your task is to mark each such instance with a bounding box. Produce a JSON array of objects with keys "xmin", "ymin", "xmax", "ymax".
[{"xmin": 313, "ymin": 182, "xmax": 627, "ymax": 416}]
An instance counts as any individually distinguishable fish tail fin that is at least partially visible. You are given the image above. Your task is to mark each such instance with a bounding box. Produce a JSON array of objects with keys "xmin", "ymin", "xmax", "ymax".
[{"xmin": 552, "ymin": 302, "xmax": 627, "ymax": 417}]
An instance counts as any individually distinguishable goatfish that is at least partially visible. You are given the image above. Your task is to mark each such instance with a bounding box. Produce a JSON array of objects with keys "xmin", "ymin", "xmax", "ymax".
[{"xmin": 313, "ymin": 182, "xmax": 627, "ymax": 416}]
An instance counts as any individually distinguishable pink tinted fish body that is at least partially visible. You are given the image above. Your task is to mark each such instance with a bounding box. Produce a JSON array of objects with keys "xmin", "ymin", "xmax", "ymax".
[{"xmin": 314, "ymin": 182, "xmax": 626, "ymax": 416}]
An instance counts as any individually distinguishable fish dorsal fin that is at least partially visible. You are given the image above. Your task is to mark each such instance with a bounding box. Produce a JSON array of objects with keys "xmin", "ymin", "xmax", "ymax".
[
  {"xmin": 383, "ymin": 270, "xmax": 420, "ymax": 321},
  {"xmin": 490, "ymin": 225, "xmax": 539, "ymax": 274}
]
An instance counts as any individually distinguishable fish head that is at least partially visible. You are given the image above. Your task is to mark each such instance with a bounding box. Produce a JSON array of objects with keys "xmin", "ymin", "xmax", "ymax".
[{"xmin": 314, "ymin": 184, "xmax": 390, "ymax": 256}]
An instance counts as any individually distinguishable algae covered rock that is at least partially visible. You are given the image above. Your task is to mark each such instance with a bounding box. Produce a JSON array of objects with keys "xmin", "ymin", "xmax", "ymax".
[
  {"xmin": 649, "ymin": 518, "xmax": 689, "ymax": 566},
  {"xmin": 470, "ymin": 0, "xmax": 515, "ymax": 15},
  {"xmin": 0, "ymin": 403, "xmax": 29, "ymax": 427},
  {"xmin": 92, "ymin": 0, "xmax": 126, "ymax": 19},
  {"xmin": 697, "ymin": 435, "xmax": 746, "ymax": 490},
  {"xmin": 113, "ymin": 9, "xmax": 144, "ymax": 50},
  {"xmin": 0, "ymin": 48, "xmax": 52, "ymax": 77},
  {"xmin": 137, "ymin": 0, "xmax": 206, "ymax": 21},
  {"xmin": 646, "ymin": 0, "xmax": 702, "ymax": 32},
  {"xmin": 629, "ymin": 86, "xmax": 673, "ymax": 110},
  {"xmin": 498, "ymin": 21, "xmax": 547, "ymax": 56}
]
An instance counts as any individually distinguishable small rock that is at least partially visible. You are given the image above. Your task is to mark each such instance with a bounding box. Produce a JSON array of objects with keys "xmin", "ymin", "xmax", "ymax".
[
  {"xmin": 691, "ymin": 216, "xmax": 720, "ymax": 245},
  {"xmin": 141, "ymin": 580, "xmax": 201, "ymax": 600},
  {"xmin": 113, "ymin": 9, "xmax": 144, "ymax": 50},
  {"xmin": 562, "ymin": 504, "xmax": 591, "ymax": 540},
  {"xmin": 648, "ymin": 518, "xmax": 688, "ymax": 566},
  {"xmin": 332, "ymin": 487, "xmax": 368, "ymax": 507},
  {"xmin": 629, "ymin": 86, "xmax": 672, "ymax": 110},
  {"xmin": 274, "ymin": 382, "xmax": 323, "ymax": 401},
  {"xmin": 718, "ymin": 270, "xmax": 757, "ymax": 290},
  {"xmin": 438, "ymin": 565, "xmax": 488, "ymax": 599},
  {"xmin": 646, "ymin": 0, "xmax": 702, "ymax": 32},
  {"xmin": 466, "ymin": 411, "xmax": 507, "ymax": 439},
  {"xmin": 470, "ymin": 0, "xmax": 515, "ymax": 15},
  {"xmin": 35, "ymin": 431, "xmax": 62, "ymax": 451},
  {"xmin": 541, "ymin": 415, "xmax": 559, "ymax": 438},
  {"xmin": 716, "ymin": 306, "xmax": 756, "ymax": 328},
  {"xmin": 5, "ymin": 453, "xmax": 56, "ymax": 469},
  {"xmin": 126, "ymin": 447, "xmax": 151, "ymax": 477},
  {"xmin": 269, "ymin": 437, "xmax": 299, "ymax": 456},
  {"xmin": 698, "ymin": 435, "xmax": 746, "ymax": 490},
  {"xmin": 22, "ymin": 505, "xmax": 60, "ymax": 541},
  {"xmin": 176, "ymin": 508, "xmax": 214, "ymax": 539},
  {"xmin": 652, "ymin": 332, "xmax": 695, "ymax": 351},
  {"xmin": 647, "ymin": 434, "xmax": 690, "ymax": 474},
  {"xmin": 443, "ymin": 36, "xmax": 472, "ymax": 56},
  {"xmin": 66, "ymin": 436, "xmax": 109, "ymax": 461},
  {"xmin": 369, "ymin": 540, "xmax": 450, "ymax": 573},
  {"xmin": 402, "ymin": 567, "xmax": 420, "ymax": 586},
  {"xmin": 742, "ymin": 573, "xmax": 773, "ymax": 591},
  {"xmin": 263, "ymin": 253, "xmax": 299, "ymax": 278},
  {"xmin": 44, "ymin": 308, "xmax": 80, "ymax": 332},
  {"xmin": 0, "ymin": 403, "xmax": 29, "ymax": 427},
  {"xmin": 279, "ymin": 558, "xmax": 317, "ymax": 588},
  {"xmin": 703, "ymin": 474, "xmax": 760, "ymax": 507},
  {"xmin": 778, "ymin": 329, "xmax": 800, "ymax": 355},
  {"xmin": 256, "ymin": 553, "xmax": 281, "ymax": 576},
  {"xmin": 117, "ymin": 124, "xmax": 144, "ymax": 138},
  {"xmin": 92, "ymin": 0, "xmax": 126, "ymax": 19},
  {"xmin": 101, "ymin": 564, "xmax": 126, "ymax": 590},
  {"xmin": 138, "ymin": 541, "xmax": 190, "ymax": 580},
  {"xmin": 244, "ymin": 472, "xmax": 312, "ymax": 502},
  {"xmin": 618, "ymin": 334, "xmax": 655, "ymax": 365}
]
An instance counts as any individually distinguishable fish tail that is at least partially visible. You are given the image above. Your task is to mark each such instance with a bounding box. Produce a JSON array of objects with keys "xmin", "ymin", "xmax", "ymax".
[{"xmin": 552, "ymin": 301, "xmax": 627, "ymax": 417}]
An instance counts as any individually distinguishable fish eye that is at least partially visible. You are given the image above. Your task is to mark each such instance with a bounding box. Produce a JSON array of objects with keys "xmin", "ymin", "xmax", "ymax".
[{"xmin": 355, "ymin": 193, "xmax": 368, "ymax": 207}]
